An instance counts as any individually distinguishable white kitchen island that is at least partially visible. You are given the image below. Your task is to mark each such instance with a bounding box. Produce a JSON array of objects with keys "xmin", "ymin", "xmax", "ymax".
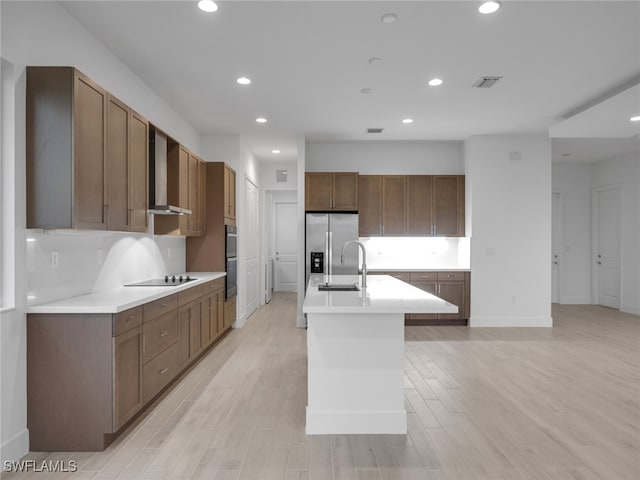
[{"xmin": 303, "ymin": 274, "xmax": 457, "ymax": 435}]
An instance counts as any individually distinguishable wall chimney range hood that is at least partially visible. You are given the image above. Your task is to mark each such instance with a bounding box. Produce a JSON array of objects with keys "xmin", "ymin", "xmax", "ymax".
[{"xmin": 148, "ymin": 128, "xmax": 191, "ymax": 215}]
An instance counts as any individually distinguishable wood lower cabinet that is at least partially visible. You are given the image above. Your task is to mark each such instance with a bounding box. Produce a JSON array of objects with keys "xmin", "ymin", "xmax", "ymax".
[
  {"xmin": 371, "ymin": 270, "xmax": 470, "ymax": 325},
  {"xmin": 27, "ymin": 277, "xmax": 229, "ymax": 452},
  {"xmin": 224, "ymin": 296, "xmax": 237, "ymax": 329},
  {"xmin": 305, "ymin": 172, "xmax": 358, "ymax": 211}
]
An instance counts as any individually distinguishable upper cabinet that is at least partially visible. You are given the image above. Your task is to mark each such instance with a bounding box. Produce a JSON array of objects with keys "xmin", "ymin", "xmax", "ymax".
[
  {"xmin": 27, "ymin": 67, "xmax": 108, "ymax": 230},
  {"xmin": 27, "ymin": 67, "xmax": 148, "ymax": 232},
  {"xmin": 154, "ymin": 142, "xmax": 205, "ymax": 237},
  {"xmin": 305, "ymin": 172, "xmax": 358, "ymax": 211},
  {"xmin": 359, "ymin": 174, "xmax": 465, "ymax": 237},
  {"xmin": 224, "ymin": 164, "xmax": 236, "ymax": 223}
]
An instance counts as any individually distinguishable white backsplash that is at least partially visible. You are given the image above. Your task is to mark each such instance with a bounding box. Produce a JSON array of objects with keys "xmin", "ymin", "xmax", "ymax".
[
  {"xmin": 359, "ymin": 237, "xmax": 470, "ymax": 270},
  {"xmin": 26, "ymin": 228, "xmax": 185, "ymax": 306}
]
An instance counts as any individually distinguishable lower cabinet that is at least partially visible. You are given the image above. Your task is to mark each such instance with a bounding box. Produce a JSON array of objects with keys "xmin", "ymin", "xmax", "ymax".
[
  {"xmin": 224, "ymin": 296, "xmax": 237, "ymax": 329},
  {"xmin": 371, "ymin": 271, "xmax": 470, "ymax": 325},
  {"xmin": 27, "ymin": 277, "xmax": 228, "ymax": 452}
]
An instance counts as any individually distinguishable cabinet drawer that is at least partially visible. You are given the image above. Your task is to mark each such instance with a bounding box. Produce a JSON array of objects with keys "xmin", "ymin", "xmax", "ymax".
[
  {"xmin": 202, "ymin": 278, "xmax": 224, "ymax": 294},
  {"xmin": 409, "ymin": 272, "xmax": 437, "ymax": 282},
  {"xmin": 143, "ymin": 310, "xmax": 178, "ymax": 363},
  {"xmin": 143, "ymin": 295, "xmax": 177, "ymax": 322},
  {"xmin": 437, "ymin": 271, "xmax": 466, "ymax": 281},
  {"xmin": 178, "ymin": 285, "xmax": 203, "ymax": 306},
  {"xmin": 113, "ymin": 306, "xmax": 143, "ymax": 336},
  {"xmin": 143, "ymin": 343, "xmax": 178, "ymax": 403}
]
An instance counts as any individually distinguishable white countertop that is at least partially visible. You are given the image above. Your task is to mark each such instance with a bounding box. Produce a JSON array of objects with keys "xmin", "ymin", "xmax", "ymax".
[
  {"xmin": 303, "ymin": 274, "xmax": 458, "ymax": 315},
  {"xmin": 27, "ymin": 272, "xmax": 226, "ymax": 314}
]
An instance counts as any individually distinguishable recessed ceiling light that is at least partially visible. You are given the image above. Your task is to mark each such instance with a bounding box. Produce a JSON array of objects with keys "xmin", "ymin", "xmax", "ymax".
[
  {"xmin": 197, "ymin": 0, "xmax": 218, "ymax": 13},
  {"xmin": 402, "ymin": 118, "xmax": 414, "ymax": 124},
  {"xmin": 256, "ymin": 117, "xmax": 267, "ymax": 124},
  {"xmin": 630, "ymin": 115, "xmax": 640, "ymax": 122},
  {"xmin": 478, "ymin": 1, "xmax": 501, "ymax": 14},
  {"xmin": 368, "ymin": 57, "xmax": 383, "ymax": 65},
  {"xmin": 272, "ymin": 149, "xmax": 281, "ymax": 154},
  {"xmin": 428, "ymin": 78, "xmax": 443, "ymax": 87},
  {"xmin": 381, "ymin": 13, "xmax": 397, "ymax": 24},
  {"xmin": 361, "ymin": 88, "xmax": 373, "ymax": 94},
  {"xmin": 237, "ymin": 77, "xmax": 251, "ymax": 85}
]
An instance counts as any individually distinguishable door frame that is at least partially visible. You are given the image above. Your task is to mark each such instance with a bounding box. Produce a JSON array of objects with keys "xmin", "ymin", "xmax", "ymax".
[
  {"xmin": 591, "ymin": 184, "xmax": 622, "ymax": 308},
  {"xmin": 244, "ymin": 175, "xmax": 260, "ymax": 318},
  {"xmin": 551, "ymin": 191, "xmax": 563, "ymax": 304}
]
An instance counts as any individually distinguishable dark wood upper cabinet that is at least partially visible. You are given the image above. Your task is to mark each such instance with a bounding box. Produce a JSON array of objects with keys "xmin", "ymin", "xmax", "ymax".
[
  {"xmin": 433, "ymin": 175, "xmax": 465, "ymax": 236},
  {"xmin": 224, "ymin": 164, "xmax": 236, "ymax": 222},
  {"xmin": 406, "ymin": 175, "xmax": 433, "ymax": 235},
  {"xmin": 358, "ymin": 174, "xmax": 465, "ymax": 237},
  {"xmin": 27, "ymin": 67, "xmax": 107, "ymax": 230},
  {"xmin": 27, "ymin": 67, "xmax": 148, "ymax": 233},
  {"xmin": 305, "ymin": 172, "xmax": 358, "ymax": 211},
  {"xmin": 358, "ymin": 175, "xmax": 382, "ymax": 236},
  {"xmin": 381, "ymin": 176, "xmax": 407, "ymax": 235}
]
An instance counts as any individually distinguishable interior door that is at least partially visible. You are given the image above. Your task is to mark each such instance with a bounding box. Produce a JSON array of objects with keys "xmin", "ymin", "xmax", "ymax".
[
  {"xmin": 275, "ymin": 202, "xmax": 298, "ymax": 292},
  {"xmin": 595, "ymin": 187, "xmax": 621, "ymax": 309},
  {"xmin": 245, "ymin": 177, "xmax": 259, "ymax": 316},
  {"xmin": 551, "ymin": 192, "xmax": 561, "ymax": 303}
]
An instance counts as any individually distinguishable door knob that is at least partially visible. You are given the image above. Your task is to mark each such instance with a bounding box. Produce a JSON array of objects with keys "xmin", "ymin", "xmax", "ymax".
[
  {"xmin": 597, "ymin": 261, "xmax": 602, "ymax": 265},
  {"xmin": 553, "ymin": 261, "xmax": 558, "ymax": 265}
]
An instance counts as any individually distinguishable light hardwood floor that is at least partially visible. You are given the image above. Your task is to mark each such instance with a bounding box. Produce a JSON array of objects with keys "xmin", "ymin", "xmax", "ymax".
[{"xmin": 4, "ymin": 295, "xmax": 639, "ymax": 480}]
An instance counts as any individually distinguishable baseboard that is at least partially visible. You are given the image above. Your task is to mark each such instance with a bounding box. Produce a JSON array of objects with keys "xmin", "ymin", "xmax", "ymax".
[
  {"xmin": 1, "ymin": 429, "xmax": 29, "ymax": 464},
  {"xmin": 469, "ymin": 316, "xmax": 553, "ymax": 327},
  {"xmin": 560, "ymin": 296, "xmax": 592, "ymax": 305},
  {"xmin": 233, "ymin": 312, "xmax": 248, "ymax": 329},
  {"xmin": 621, "ymin": 304, "xmax": 640, "ymax": 316},
  {"xmin": 296, "ymin": 315, "xmax": 306, "ymax": 328}
]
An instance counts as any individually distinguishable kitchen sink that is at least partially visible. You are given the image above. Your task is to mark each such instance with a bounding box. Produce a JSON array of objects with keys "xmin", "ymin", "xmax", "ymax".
[{"xmin": 318, "ymin": 283, "xmax": 360, "ymax": 292}]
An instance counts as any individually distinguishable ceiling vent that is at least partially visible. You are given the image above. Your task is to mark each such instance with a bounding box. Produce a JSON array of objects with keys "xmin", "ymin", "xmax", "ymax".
[
  {"xmin": 367, "ymin": 128, "xmax": 384, "ymax": 134},
  {"xmin": 473, "ymin": 76, "xmax": 503, "ymax": 88}
]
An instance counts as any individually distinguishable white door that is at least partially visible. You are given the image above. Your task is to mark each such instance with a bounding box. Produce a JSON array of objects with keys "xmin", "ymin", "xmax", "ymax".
[
  {"xmin": 245, "ymin": 177, "xmax": 259, "ymax": 316},
  {"xmin": 551, "ymin": 192, "xmax": 561, "ymax": 303},
  {"xmin": 275, "ymin": 202, "xmax": 298, "ymax": 291},
  {"xmin": 595, "ymin": 187, "xmax": 621, "ymax": 309}
]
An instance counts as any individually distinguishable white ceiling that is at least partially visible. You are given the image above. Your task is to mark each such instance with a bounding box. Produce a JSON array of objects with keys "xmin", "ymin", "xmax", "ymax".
[{"xmin": 59, "ymin": 1, "xmax": 640, "ymax": 163}]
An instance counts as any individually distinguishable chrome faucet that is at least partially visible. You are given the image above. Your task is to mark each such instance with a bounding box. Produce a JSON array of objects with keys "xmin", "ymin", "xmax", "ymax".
[{"xmin": 341, "ymin": 240, "xmax": 367, "ymax": 288}]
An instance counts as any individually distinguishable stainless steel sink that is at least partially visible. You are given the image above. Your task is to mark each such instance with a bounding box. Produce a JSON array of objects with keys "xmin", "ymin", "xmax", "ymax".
[{"xmin": 318, "ymin": 283, "xmax": 360, "ymax": 292}]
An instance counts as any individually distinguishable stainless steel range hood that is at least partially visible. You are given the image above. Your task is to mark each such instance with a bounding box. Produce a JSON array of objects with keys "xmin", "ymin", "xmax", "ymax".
[{"xmin": 148, "ymin": 129, "xmax": 191, "ymax": 215}]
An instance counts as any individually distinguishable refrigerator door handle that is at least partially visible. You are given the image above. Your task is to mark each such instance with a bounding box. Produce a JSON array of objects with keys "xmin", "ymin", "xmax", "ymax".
[
  {"xmin": 328, "ymin": 232, "xmax": 333, "ymax": 275},
  {"xmin": 325, "ymin": 232, "xmax": 330, "ymax": 276}
]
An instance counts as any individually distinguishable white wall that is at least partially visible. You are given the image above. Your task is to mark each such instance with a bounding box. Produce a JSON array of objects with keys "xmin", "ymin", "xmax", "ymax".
[
  {"xmin": 0, "ymin": 1, "xmax": 203, "ymax": 463},
  {"xmin": 465, "ymin": 135, "xmax": 552, "ymax": 327},
  {"xmin": 592, "ymin": 153, "xmax": 640, "ymax": 314},
  {"xmin": 306, "ymin": 141, "xmax": 463, "ymax": 174},
  {"xmin": 296, "ymin": 138, "xmax": 307, "ymax": 327},
  {"xmin": 552, "ymin": 163, "xmax": 593, "ymax": 304}
]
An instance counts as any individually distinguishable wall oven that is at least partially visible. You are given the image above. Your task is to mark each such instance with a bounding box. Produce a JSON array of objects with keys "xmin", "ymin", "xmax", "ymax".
[{"xmin": 225, "ymin": 225, "xmax": 237, "ymax": 299}]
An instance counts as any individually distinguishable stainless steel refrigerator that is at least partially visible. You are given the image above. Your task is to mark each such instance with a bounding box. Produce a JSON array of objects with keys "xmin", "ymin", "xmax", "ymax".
[{"xmin": 305, "ymin": 213, "xmax": 359, "ymax": 287}]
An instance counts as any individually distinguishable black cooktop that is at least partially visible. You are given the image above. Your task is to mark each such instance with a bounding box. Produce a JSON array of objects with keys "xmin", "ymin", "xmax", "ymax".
[{"xmin": 125, "ymin": 275, "xmax": 196, "ymax": 287}]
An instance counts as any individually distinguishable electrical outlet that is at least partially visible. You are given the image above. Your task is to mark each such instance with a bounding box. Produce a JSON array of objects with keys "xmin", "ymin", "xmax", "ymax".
[
  {"xmin": 97, "ymin": 248, "xmax": 104, "ymax": 265},
  {"xmin": 51, "ymin": 251, "xmax": 59, "ymax": 270}
]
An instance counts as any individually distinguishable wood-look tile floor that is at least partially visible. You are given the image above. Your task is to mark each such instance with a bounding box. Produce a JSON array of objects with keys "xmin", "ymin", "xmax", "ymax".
[{"xmin": 4, "ymin": 295, "xmax": 639, "ymax": 480}]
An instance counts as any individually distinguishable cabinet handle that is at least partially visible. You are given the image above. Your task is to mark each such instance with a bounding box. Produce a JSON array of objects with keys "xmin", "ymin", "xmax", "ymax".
[
  {"xmin": 159, "ymin": 368, "xmax": 169, "ymax": 375},
  {"xmin": 419, "ymin": 275, "xmax": 430, "ymax": 278},
  {"xmin": 127, "ymin": 315, "xmax": 135, "ymax": 322},
  {"xmin": 159, "ymin": 330, "xmax": 168, "ymax": 337},
  {"xmin": 160, "ymin": 303, "xmax": 166, "ymax": 309},
  {"xmin": 447, "ymin": 274, "xmax": 454, "ymax": 278}
]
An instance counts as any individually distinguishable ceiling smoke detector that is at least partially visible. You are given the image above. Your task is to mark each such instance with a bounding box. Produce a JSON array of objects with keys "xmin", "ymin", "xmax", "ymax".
[
  {"xmin": 367, "ymin": 128, "xmax": 384, "ymax": 134},
  {"xmin": 472, "ymin": 76, "xmax": 503, "ymax": 88}
]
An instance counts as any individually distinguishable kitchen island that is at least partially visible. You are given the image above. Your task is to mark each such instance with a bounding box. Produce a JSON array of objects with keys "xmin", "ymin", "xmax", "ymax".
[{"xmin": 303, "ymin": 274, "xmax": 457, "ymax": 435}]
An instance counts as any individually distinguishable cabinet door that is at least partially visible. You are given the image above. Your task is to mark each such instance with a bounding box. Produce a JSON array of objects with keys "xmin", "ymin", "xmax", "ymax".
[
  {"xmin": 408, "ymin": 281, "xmax": 438, "ymax": 321},
  {"xmin": 198, "ymin": 159, "xmax": 207, "ymax": 234},
  {"xmin": 129, "ymin": 112, "xmax": 148, "ymax": 232},
  {"xmin": 228, "ymin": 167, "xmax": 236, "ymax": 220},
  {"xmin": 113, "ymin": 325, "xmax": 143, "ymax": 430},
  {"xmin": 433, "ymin": 176, "xmax": 465, "ymax": 236},
  {"xmin": 358, "ymin": 175, "xmax": 382, "ymax": 236},
  {"xmin": 106, "ymin": 96, "xmax": 129, "ymax": 231},
  {"xmin": 224, "ymin": 297, "xmax": 236, "ymax": 330},
  {"xmin": 305, "ymin": 173, "xmax": 332, "ymax": 211},
  {"xmin": 74, "ymin": 72, "xmax": 107, "ymax": 229},
  {"xmin": 177, "ymin": 306, "xmax": 191, "ymax": 368},
  {"xmin": 217, "ymin": 291, "xmax": 225, "ymax": 333},
  {"xmin": 202, "ymin": 295, "xmax": 211, "ymax": 347},
  {"xmin": 332, "ymin": 173, "xmax": 358, "ymax": 210},
  {"xmin": 381, "ymin": 176, "xmax": 406, "ymax": 235},
  {"xmin": 189, "ymin": 301, "xmax": 202, "ymax": 358},
  {"xmin": 188, "ymin": 153, "xmax": 200, "ymax": 235},
  {"xmin": 407, "ymin": 175, "xmax": 433, "ymax": 235},
  {"xmin": 437, "ymin": 281, "xmax": 466, "ymax": 320}
]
